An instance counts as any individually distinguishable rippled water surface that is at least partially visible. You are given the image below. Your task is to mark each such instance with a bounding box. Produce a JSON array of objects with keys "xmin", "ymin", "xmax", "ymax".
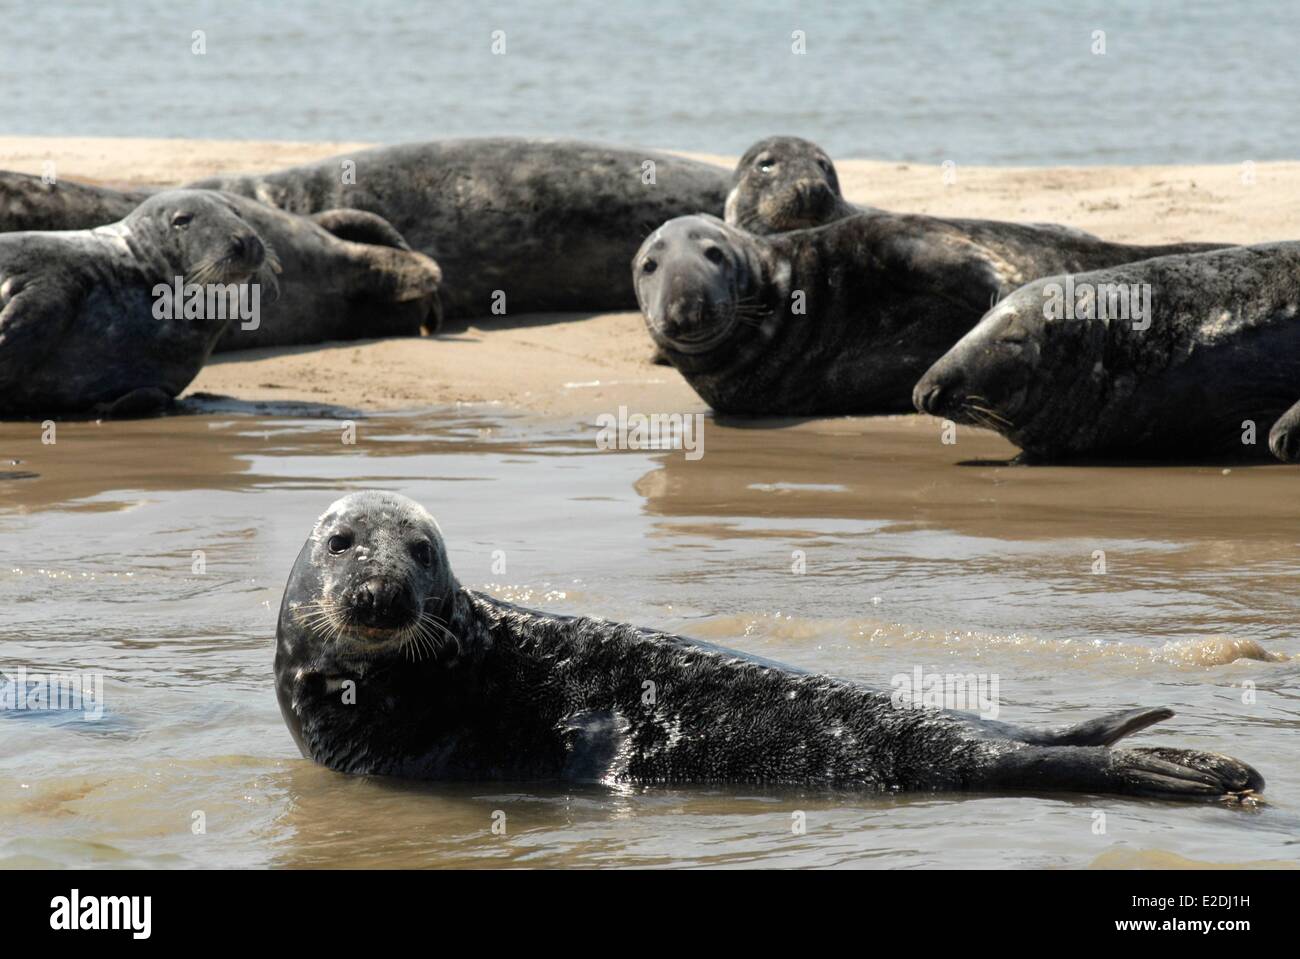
[
  {"xmin": 2, "ymin": 0, "xmax": 1297, "ymax": 164},
  {"xmin": 1, "ymin": 407, "xmax": 1297, "ymax": 868}
]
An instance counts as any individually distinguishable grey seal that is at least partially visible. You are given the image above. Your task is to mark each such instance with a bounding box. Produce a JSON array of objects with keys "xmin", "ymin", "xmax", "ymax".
[
  {"xmin": 724, "ymin": 135, "xmax": 1097, "ymax": 239},
  {"xmin": 0, "ymin": 190, "xmax": 441, "ymax": 416},
  {"xmin": 273, "ymin": 490, "xmax": 1263, "ymax": 801},
  {"xmin": 633, "ymin": 213, "xmax": 1227, "ymax": 415},
  {"xmin": 188, "ymin": 137, "xmax": 731, "ymax": 319},
  {"xmin": 914, "ymin": 242, "xmax": 1300, "ymax": 460},
  {"xmin": 0, "ymin": 170, "xmax": 150, "ymax": 233}
]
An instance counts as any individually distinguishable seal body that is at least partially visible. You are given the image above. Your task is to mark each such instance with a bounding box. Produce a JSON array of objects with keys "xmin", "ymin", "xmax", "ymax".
[
  {"xmin": 914, "ymin": 242, "xmax": 1300, "ymax": 460},
  {"xmin": 0, "ymin": 170, "xmax": 151, "ymax": 233},
  {"xmin": 0, "ymin": 191, "xmax": 440, "ymax": 415},
  {"xmin": 189, "ymin": 137, "xmax": 731, "ymax": 319},
  {"xmin": 274, "ymin": 491, "xmax": 1263, "ymax": 800},
  {"xmin": 634, "ymin": 213, "xmax": 1229, "ymax": 415}
]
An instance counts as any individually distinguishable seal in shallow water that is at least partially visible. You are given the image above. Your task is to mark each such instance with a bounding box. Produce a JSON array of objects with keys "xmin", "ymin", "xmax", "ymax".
[
  {"xmin": 913, "ymin": 242, "xmax": 1300, "ymax": 460},
  {"xmin": 0, "ymin": 190, "xmax": 441, "ymax": 416},
  {"xmin": 188, "ymin": 137, "xmax": 730, "ymax": 319},
  {"xmin": 634, "ymin": 213, "xmax": 1227, "ymax": 415},
  {"xmin": 273, "ymin": 490, "xmax": 1263, "ymax": 800},
  {"xmin": 724, "ymin": 135, "xmax": 1094, "ymax": 238}
]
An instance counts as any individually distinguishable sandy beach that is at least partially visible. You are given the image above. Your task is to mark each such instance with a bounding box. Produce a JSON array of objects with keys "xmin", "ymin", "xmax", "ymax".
[{"xmin": 4, "ymin": 135, "xmax": 1298, "ymax": 419}]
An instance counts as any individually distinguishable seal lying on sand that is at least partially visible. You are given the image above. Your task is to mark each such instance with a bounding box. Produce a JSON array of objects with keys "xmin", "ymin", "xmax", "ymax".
[
  {"xmin": 0, "ymin": 191, "xmax": 440, "ymax": 416},
  {"xmin": 189, "ymin": 137, "xmax": 730, "ymax": 319},
  {"xmin": 914, "ymin": 242, "xmax": 1300, "ymax": 461},
  {"xmin": 634, "ymin": 213, "xmax": 1227, "ymax": 415},
  {"xmin": 724, "ymin": 135, "xmax": 1095, "ymax": 238},
  {"xmin": 274, "ymin": 490, "xmax": 1263, "ymax": 801},
  {"xmin": 0, "ymin": 170, "xmax": 150, "ymax": 233}
]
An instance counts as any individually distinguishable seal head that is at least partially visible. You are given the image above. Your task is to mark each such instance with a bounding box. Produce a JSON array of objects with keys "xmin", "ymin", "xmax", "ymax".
[
  {"xmin": 633, "ymin": 214, "xmax": 780, "ymax": 374},
  {"xmin": 279, "ymin": 491, "xmax": 459, "ymax": 666},
  {"xmin": 724, "ymin": 136, "xmax": 849, "ymax": 234}
]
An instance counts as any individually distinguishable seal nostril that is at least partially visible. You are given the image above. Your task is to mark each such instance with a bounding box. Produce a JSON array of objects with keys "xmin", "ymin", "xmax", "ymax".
[{"xmin": 914, "ymin": 381, "xmax": 945, "ymax": 415}]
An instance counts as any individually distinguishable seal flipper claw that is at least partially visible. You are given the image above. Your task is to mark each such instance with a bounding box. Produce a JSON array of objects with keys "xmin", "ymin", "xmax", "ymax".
[
  {"xmin": 981, "ymin": 744, "xmax": 1265, "ymax": 802},
  {"xmin": 1024, "ymin": 706, "xmax": 1175, "ymax": 747}
]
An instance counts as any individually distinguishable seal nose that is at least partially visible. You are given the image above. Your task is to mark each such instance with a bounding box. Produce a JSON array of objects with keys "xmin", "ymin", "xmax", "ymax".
[
  {"xmin": 231, "ymin": 232, "xmax": 265, "ymax": 266},
  {"xmin": 794, "ymin": 179, "xmax": 832, "ymax": 212},
  {"xmin": 354, "ymin": 576, "xmax": 411, "ymax": 629},
  {"xmin": 913, "ymin": 369, "xmax": 958, "ymax": 416}
]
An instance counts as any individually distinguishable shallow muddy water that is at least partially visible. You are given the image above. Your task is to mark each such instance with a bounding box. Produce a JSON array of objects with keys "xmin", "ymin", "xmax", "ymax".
[{"xmin": 1, "ymin": 406, "xmax": 1297, "ymax": 869}]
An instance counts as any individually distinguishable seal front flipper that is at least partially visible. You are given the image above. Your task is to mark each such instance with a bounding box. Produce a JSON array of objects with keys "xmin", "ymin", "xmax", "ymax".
[
  {"xmin": 1019, "ymin": 706, "xmax": 1175, "ymax": 748},
  {"xmin": 311, "ymin": 209, "xmax": 413, "ymax": 251},
  {"xmin": 979, "ymin": 744, "xmax": 1264, "ymax": 802},
  {"xmin": 559, "ymin": 708, "xmax": 631, "ymax": 783},
  {"xmin": 1268, "ymin": 398, "xmax": 1300, "ymax": 462}
]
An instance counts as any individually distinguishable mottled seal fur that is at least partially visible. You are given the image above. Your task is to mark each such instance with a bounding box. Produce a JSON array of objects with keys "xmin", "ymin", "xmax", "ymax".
[
  {"xmin": 274, "ymin": 490, "xmax": 1263, "ymax": 801},
  {"xmin": 914, "ymin": 242, "xmax": 1300, "ymax": 460},
  {"xmin": 188, "ymin": 137, "xmax": 730, "ymax": 319},
  {"xmin": 0, "ymin": 191, "xmax": 441, "ymax": 416},
  {"xmin": 725, "ymin": 135, "xmax": 1095, "ymax": 239},
  {"xmin": 634, "ymin": 213, "xmax": 1227, "ymax": 415},
  {"xmin": 0, "ymin": 170, "xmax": 150, "ymax": 233}
]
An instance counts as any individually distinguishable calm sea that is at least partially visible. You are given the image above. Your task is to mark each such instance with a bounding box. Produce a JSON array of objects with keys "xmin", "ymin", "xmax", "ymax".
[{"xmin": 1, "ymin": 0, "xmax": 1293, "ymax": 164}]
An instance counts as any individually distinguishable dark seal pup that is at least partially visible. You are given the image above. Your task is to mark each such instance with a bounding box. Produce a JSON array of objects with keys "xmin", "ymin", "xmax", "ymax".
[
  {"xmin": 914, "ymin": 242, "xmax": 1300, "ymax": 461},
  {"xmin": 725, "ymin": 135, "xmax": 1093, "ymax": 238},
  {"xmin": 0, "ymin": 191, "xmax": 441, "ymax": 417},
  {"xmin": 274, "ymin": 490, "xmax": 1263, "ymax": 801},
  {"xmin": 188, "ymin": 137, "xmax": 731, "ymax": 319},
  {"xmin": 634, "ymin": 213, "xmax": 1227, "ymax": 415}
]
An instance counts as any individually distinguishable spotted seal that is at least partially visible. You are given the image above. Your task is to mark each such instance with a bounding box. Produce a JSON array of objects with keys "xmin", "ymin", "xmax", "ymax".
[
  {"xmin": 189, "ymin": 137, "xmax": 731, "ymax": 320},
  {"xmin": 0, "ymin": 190, "xmax": 440, "ymax": 416},
  {"xmin": 273, "ymin": 490, "xmax": 1263, "ymax": 801},
  {"xmin": 633, "ymin": 213, "xmax": 1227, "ymax": 415},
  {"xmin": 914, "ymin": 242, "xmax": 1300, "ymax": 460}
]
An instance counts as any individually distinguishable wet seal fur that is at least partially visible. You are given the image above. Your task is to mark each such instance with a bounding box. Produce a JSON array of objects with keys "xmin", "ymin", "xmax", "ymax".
[
  {"xmin": 0, "ymin": 190, "xmax": 441, "ymax": 417},
  {"xmin": 634, "ymin": 213, "xmax": 1227, "ymax": 415},
  {"xmin": 189, "ymin": 137, "xmax": 730, "ymax": 319},
  {"xmin": 915, "ymin": 242, "xmax": 1300, "ymax": 461},
  {"xmin": 274, "ymin": 490, "xmax": 1263, "ymax": 801},
  {"xmin": 724, "ymin": 135, "xmax": 1095, "ymax": 238}
]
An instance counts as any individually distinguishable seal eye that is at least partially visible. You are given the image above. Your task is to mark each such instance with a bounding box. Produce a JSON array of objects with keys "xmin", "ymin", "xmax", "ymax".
[
  {"xmin": 703, "ymin": 246, "xmax": 725, "ymax": 265},
  {"xmin": 171, "ymin": 212, "xmax": 194, "ymax": 230},
  {"xmin": 758, "ymin": 159, "xmax": 775, "ymax": 174},
  {"xmin": 410, "ymin": 541, "xmax": 433, "ymax": 567},
  {"xmin": 642, "ymin": 258, "xmax": 658, "ymax": 275},
  {"xmin": 327, "ymin": 533, "xmax": 353, "ymax": 554},
  {"xmin": 817, "ymin": 158, "xmax": 832, "ymax": 174}
]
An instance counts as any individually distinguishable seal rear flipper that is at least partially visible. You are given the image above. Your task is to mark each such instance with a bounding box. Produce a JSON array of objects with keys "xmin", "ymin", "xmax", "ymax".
[
  {"xmin": 1021, "ymin": 706, "xmax": 1174, "ymax": 748},
  {"xmin": 312, "ymin": 209, "xmax": 413, "ymax": 251},
  {"xmin": 979, "ymin": 744, "xmax": 1264, "ymax": 802}
]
